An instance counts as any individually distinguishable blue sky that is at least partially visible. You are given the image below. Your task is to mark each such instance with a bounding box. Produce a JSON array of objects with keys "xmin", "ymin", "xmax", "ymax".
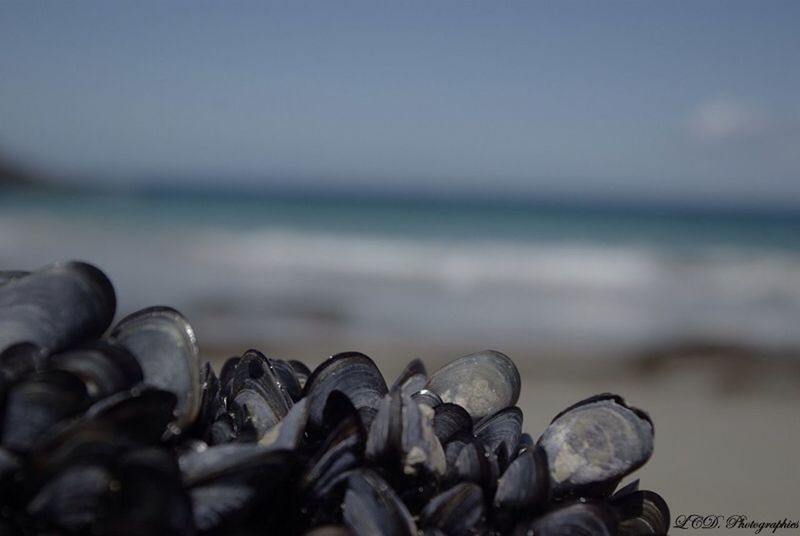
[{"xmin": 1, "ymin": 1, "xmax": 798, "ymax": 206}]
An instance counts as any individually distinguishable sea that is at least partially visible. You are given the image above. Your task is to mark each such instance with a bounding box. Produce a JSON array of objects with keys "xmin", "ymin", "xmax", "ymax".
[{"xmin": 2, "ymin": 186, "xmax": 800, "ymax": 359}]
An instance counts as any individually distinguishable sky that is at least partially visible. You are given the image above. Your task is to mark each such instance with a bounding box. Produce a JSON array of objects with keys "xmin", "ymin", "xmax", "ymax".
[{"xmin": 1, "ymin": 1, "xmax": 799, "ymax": 206}]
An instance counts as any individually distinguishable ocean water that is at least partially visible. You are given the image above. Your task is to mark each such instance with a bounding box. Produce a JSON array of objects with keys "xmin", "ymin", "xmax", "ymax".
[{"xmin": 2, "ymin": 187, "xmax": 800, "ymax": 357}]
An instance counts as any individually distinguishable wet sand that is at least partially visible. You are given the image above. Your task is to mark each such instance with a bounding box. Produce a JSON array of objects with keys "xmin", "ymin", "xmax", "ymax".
[{"xmin": 206, "ymin": 343, "xmax": 800, "ymax": 535}]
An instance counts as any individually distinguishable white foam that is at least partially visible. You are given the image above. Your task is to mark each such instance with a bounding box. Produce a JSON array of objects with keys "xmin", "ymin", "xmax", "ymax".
[{"xmin": 3, "ymin": 215, "xmax": 800, "ymax": 353}]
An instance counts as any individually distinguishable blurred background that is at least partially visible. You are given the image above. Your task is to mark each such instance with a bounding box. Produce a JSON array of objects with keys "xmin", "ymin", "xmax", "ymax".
[{"xmin": 1, "ymin": 1, "xmax": 798, "ymax": 530}]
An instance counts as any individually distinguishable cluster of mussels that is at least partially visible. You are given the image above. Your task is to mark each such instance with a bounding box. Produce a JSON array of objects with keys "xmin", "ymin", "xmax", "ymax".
[{"xmin": 0, "ymin": 262, "xmax": 669, "ymax": 536}]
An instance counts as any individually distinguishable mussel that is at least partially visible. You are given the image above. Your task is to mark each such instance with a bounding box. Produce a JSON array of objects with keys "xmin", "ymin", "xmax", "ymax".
[
  {"xmin": 538, "ymin": 394, "xmax": 654, "ymax": 496},
  {"xmin": 110, "ymin": 307, "xmax": 201, "ymax": 428},
  {"xmin": 0, "ymin": 262, "xmax": 115, "ymax": 354},
  {"xmin": 0, "ymin": 261, "xmax": 670, "ymax": 536},
  {"xmin": 424, "ymin": 350, "xmax": 521, "ymax": 420}
]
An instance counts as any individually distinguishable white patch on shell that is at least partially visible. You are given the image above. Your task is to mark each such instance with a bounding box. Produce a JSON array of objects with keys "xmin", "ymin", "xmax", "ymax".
[
  {"xmin": 403, "ymin": 446, "xmax": 428, "ymax": 475},
  {"xmin": 542, "ymin": 401, "xmax": 654, "ymax": 488},
  {"xmin": 442, "ymin": 377, "xmax": 499, "ymax": 418}
]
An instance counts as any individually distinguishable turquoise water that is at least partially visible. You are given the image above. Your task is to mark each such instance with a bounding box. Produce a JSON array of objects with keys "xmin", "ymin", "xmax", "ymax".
[
  {"xmin": 3, "ymin": 186, "xmax": 800, "ymax": 353},
  {"xmin": 3, "ymin": 187, "xmax": 800, "ymax": 251}
]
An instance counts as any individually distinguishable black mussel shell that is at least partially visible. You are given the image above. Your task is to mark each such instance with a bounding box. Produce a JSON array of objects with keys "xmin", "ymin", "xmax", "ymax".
[
  {"xmin": 28, "ymin": 388, "xmax": 179, "ymax": 478},
  {"xmin": 46, "ymin": 341, "xmax": 143, "ymax": 400},
  {"xmin": 304, "ymin": 352, "xmax": 388, "ymax": 431},
  {"xmin": 442, "ymin": 433, "xmax": 471, "ymax": 481},
  {"xmin": 342, "ymin": 469, "xmax": 417, "ymax": 536},
  {"xmin": 301, "ymin": 411, "xmax": 365, "ymax": 515},
  {"xmin": 269, "ymin": 357, "xmax": 305, "ymax": 403},
  {"xmin": 27, "ymin": 463, "xmax": 115, "ymax": 533},
  {"xmin": 29, "ymin": 447, "xmax": 194, "ymax": 535},
  {"xmin": 189, "ymin": 483, "xmax": 256, "ymax": 533},
  {"xmin": 517, "ymin": 432, "xmax": 534, "ymax": 454},
  {"xmin": 538, "ymin": 394, "xmax": 654, "ymax": 496},
  {"xmin": 194, "ymin": 362, "xmax": 225, "ymax": 441},
  {"xmin": 424, "ymin": 350, "xmax": 521, "ymax": 420},
  {"xmin": 493, "ymin": 445, "xmax": 550, "ymax": 516},
  {"xmin": 179, "ymin": 443, "xmax": 294, "ymax": 487},
  {"xmin": 101, "ymin": 447, "xmax": 195, "ymax": 536},
  {"xmin": 412, "ymin": 388, "xmax": 443, "ymax": 408},
  {"xmin": 432, "ymin": 403, "xmax": 473, "ymax": 445},
  {"xmin": 258, "ymin": 397, "xmax": 309, "ymax": 450},
  {"xmin": 218, "ymin": 356, "xmax": 240, "ymax": 402},
  {"xmin": 453, "ymin": 441, "xmax": 500, "ymax": 493},
  {"xmin": 288, "ymin": 360, "xmax": 312, "ymax": 389},
  {"xmin": 0, "ymin": 262, "xmax": 116, "ymax": 354},
  {"xmin": 366, "ymin": 388, "xmax": 446, "ymax": 480},
  {"xmin": 2, "ymin": 370, "xmax": 90, "ymax": 452},
  {"xmin": 514, "ymin": 502, "xmax": 618, "ymax": 536},
  {"xmin": 474, "ymin": 406, "xmax": 523, "ymax": 464},
  {"xmin": 0, "ymin": 342, "xmax": 43, "ymax": 381},
  {"xmin": 110, "ymin": 307, "xmax": 201, "ymax": 428},
  {"xmin": 420, "ymin": 482, "xmax": 484, "ymax": 536},
  {"xmin": 390, "ymin": 358, "xmax": 428, "ymax": 396},
  {"xmin": 613, "ymin": 489, "xmax": 671, "ymax": 535},
  {"xmin": 0, "ymin": 447, "xmax": 20, "ymax": 482},
  {"xmin": 227, "ymin": 350, "xmax": 292, "ymax": 440},
  {"xmin": 84, "ymin": 387, "xmax": 179, "ymax": 443}
]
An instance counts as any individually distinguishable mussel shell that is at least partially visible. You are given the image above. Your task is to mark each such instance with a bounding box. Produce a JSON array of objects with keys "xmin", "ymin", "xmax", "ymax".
[
  {"xmin": 27, "ymin": 463, "xmax": 114, "ymax": 532},
  {"xmin": 195, "ymin": 362, "xmax": 224, "ymax": 440},
  {"xmin": 302, "ymin": 412, "xmax": 365, "ymax": 502},
  {"xmin": 366, "ymin": 389, "xmax": 446, "ymax": 480},
  {"xmin": 443, "ymin": 434, "xmax": 472, "ymax": 482},
  {"xmin": 515, "ymin": 502, "xmax": 617, "ymax": 536},
  {"xmin": 420, "ymin": 482, "xmax": 484, "ymax": 536},
  {"xmin": 453, "ymin": 441, "xmax": 500, "ymax": 492},
  {"xmin": 474, "ymin": 406, "xmax": 523, "ymax": 464},
  {"xmin": 28, "ymin": 387, "xmax": 178, "ymax": 478},
  {"xmin": 517, "ymin": 432, "xmax": 535, "ymax": 454},
  {"xmin": 2, "ymin": 370, "xmax": 90, "ymax": 452},
  {"xmin": 229, "ymin": 350, "xmax": 292, "ymax": 406},
  {"xmin": 538, "ymin": 394, "xmax": 654, "ymax": 496},
  {"xmin": 218, "ymin": 356, "xmax": 240, "ymax": 402},
  {"xmin": 390, "ymin": 358, "xmax": 427, "ymax": 396},
  {"xmin": 101, "ymin": 447, "xmax": 195, "ymax": 536},
  {"xmin": 84, "ymin": 387, "xmax": 179, "ymax": 444},
  {"xmin": 288, "ymin": 360, "xmax": 312, "ymax": 389},
  {"xmin": 613, "ymin": 489, "xmax": 671, "ymax": 535},
  {"xmin": 46, "ymin": 341, "xmax": 143, "ymax": 400},
  {"xmin": 0, "ymin": 261, "xmax": 116, "ymax": 354},
  {"xmin": 304, "ymin": 352, "xmax": 388, "ymax": 431},
  {"xmin": 424, "ymin": 350, "xmax": 520, "ymax": 420},
  {"xmin": 342, "ymin": 469, "xmax": 417, "ymax": 536},
  {"xmin": 493, "ymin": 445, "xmax": 549, "ymax": 514},
  {"xmin": 208, "ymin": 414, "xmax": 237, "ymax": 445},
  {"xmin": 412, "ymin": 389, "xmax": 443, "ymax": 408},
  {"xmin": 269, "ymin": 357, "xmax": 304, "ymax": 403},
  {"xmin": 189, "ymin": 482, "xmax": 257, "ymax": 532},
  {"xmin": 179, "ymin": 443, "xmax": 294, "ymax": 487},
  {"xmin": 109, "ymin": 307, "xmax": 201, "ymax": 428},
  {"xmin": 231, "ymin": 378, "xmax": 290, "ymax": 440},
  {"xmin": 228, "ymin": 350, "xmax": 292, "ymax": 438},
  {"xmin": 432, "ymin": 403, "xmax": 473, "ymax": 444},
  {"xmin": 258, "ymin": 397, "xmax": 309, "ymax": 450},
  {"xmin": 0, "ymin": 447, "xmax": 20, "ymax": 482},
  {"xmin": 0, "ymin": 342, "xmax": 43, "ymax": 380}
]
